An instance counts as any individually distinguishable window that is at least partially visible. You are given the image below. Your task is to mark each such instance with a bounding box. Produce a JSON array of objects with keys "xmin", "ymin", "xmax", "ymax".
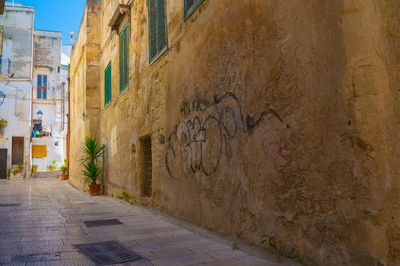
[
  {"xmin": 119, "ymin": 22, "xmax": 130, "ymax": 93},
  {"xmin": 184, "ymin": 0, "xmax": 205, "ymax": 21},
  {"xmin": 37, "ymin": 75, "xmax": 47, "ymax": 99},
  {"xmin": 141, "ymin": 136, "xmax": 152, "ymax": 197},
  {"xmin": 148, "ymin": 0, "xmax": 168, "ymax": 64},
  {"xmin": 104, "ymin": 62, "xmax": 112, "ymax": 107}
]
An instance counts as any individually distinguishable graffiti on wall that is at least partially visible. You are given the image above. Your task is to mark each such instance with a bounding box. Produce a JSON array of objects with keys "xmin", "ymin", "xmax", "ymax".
[
  {"xmin": 165, "ymin": 92, "xmax": 286, "ymax": 178},
  {"xmin": 261, "ymin": 130, "xmax": 289, "ymax": 163}
]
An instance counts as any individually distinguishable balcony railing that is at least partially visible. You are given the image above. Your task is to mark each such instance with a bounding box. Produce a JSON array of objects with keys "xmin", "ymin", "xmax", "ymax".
[{"xmin": 0, "ymin": 57, "xmax": 11, "ymax": 75}]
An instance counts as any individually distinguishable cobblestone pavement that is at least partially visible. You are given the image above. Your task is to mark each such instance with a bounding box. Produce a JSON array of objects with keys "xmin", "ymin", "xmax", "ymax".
[{"xmin": 0, "ymin": 178, "xmax": 299, "ymax": 265}]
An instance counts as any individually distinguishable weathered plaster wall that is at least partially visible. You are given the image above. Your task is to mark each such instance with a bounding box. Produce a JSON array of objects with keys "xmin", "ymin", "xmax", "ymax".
[
  {"xmin": 0, "ymin": 3, "xmax": 34, "ymax": 177},
  {"xmin": 32, "ymin": 30, "xmax": 65, "ymax": 171},
  {"xmin": 0, "ymin": 81, "xmax": 32, "ymax": 173},
  {"xmin": 70, "ymin": 0, "xmax": 400, "ymax": 264},
  {"xmin": 69, "ymin": 0, "xmax": 101, "ymax": 191},
  {"xmin": 3, "ymin": 4, "xmax": 34, "ymax": 79}
]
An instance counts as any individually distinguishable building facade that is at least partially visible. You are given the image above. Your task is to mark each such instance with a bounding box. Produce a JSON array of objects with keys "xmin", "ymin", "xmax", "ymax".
[
  {"xmin": 32, "ymin": 30, "xmax": 67, "ymax": 171},
  {"xmin": 0, "ymin": 2, "xmax": 34, "ymax": 179},
  {"xmin": 0, "ymin": 1, "xmax": 70, "ymax": 178},
  {"xmin": 69, "ymin": 0, "xmax": 400, "ymax": 265}
]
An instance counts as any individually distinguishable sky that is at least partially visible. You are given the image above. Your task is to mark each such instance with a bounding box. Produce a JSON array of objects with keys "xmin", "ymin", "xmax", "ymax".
[{"xmin": 14, "ymin": 0, "xmax": 86, "ymax": 44}]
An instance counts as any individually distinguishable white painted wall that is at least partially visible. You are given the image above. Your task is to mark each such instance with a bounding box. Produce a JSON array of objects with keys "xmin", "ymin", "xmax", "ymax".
[{"xmin": 0, "ymin": 81, "xmax": 32, "ymax": 173}]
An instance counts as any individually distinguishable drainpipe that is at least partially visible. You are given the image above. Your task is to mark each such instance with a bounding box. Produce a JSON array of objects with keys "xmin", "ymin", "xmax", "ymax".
[
  {"xmin": 29, "ymin": 31, "xmax": 35, "ymax": 178},
  {"xmin": 61, "ymin": 82, "xmax": 65, "ymax": 131},
  {"xmin": 66, "ymin": 75, "xmax": 70, "ymax": 177}
]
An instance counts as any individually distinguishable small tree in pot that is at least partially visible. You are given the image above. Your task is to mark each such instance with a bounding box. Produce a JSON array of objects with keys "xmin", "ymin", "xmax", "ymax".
[
  {"xmin": 80, "ymin": 136, "xmax": 104, "ymax": 195},
  {"xmin": 60, "ymin": 159, "xmax": 68, "ymax": 180}
]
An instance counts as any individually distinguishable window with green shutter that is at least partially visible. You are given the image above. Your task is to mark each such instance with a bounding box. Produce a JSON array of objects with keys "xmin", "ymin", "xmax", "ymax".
[
  {"xmin": 184, "ymin": 0, "xmax": 204, "ymax": 21},
  {"xmin": 104, "ymin": 62, "xmax": 112, "ymax": 107},
  {"xmin": 119, "ymin": 22, "xmax": 130, "ymax": 94},
  {"xmin": 148, "ymin": 0, "xmax": 168, "ymax": 64}
]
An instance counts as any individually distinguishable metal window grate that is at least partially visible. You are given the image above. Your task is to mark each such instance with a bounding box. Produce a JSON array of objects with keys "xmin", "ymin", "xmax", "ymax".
[
  {"xmin": 83, "ymin": 219, "xmax": 123, "ymax": 228},
  {"xmin": 12, "ymin": 253, "xmax": 60, "ymax": 263},
  {"xmin": 0, "ymin": 203, "xmax": 21, "ymax": 207},
  {"xmin": 73, "ymin": 241, "xmax": 142, "ymax": 265},
  {"xmin": 142, "ymin": 136, "xmax": 152, "ymax": 197}
]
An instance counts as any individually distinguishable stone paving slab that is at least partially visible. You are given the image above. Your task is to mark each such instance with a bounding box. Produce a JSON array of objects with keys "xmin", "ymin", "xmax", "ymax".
[{"xmin": 0, "ymin": 178, "xmax": 300, "ymax": 265}]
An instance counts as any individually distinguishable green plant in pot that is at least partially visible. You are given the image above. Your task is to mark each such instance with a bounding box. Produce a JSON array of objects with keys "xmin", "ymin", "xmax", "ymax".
[
  {"xmin": 48, "ymin": 160, "xmax": 57, "ymax": 170},
  {"xmin": 80, "ymin": 136, "xmax": 104, "ymax": 195},
  {"xmin": 60, "ymin": 159, "xmax": 68, "ymax": 180}
]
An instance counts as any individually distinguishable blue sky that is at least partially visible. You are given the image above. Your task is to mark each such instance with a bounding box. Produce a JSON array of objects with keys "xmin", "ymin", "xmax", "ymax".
[{"xmin": 15, "ymin": 0, "xmax": 86, "ymax": 44}]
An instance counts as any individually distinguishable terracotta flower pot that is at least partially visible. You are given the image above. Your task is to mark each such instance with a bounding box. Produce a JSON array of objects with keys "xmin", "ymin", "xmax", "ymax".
[
  {"xmin": 49, "ymin": 167, "xmax": 56, "ymax": 171},
  {"xmin": 60, "ymin": 174, "xmax": 69, "ymax": 180},
  {"xmin": 88, "ymin": 184, "xmax": 101, "ymax": 195}
]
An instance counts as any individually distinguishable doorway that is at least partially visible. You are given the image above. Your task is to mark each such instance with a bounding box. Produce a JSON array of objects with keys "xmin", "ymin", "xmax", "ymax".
[
  {"xmin": 0, "ymin": 149, "xmax": 7, "ymax": 179},
  {"xmin": 12, "ymin": 137, "xmax": 24, "ymax": 165}
]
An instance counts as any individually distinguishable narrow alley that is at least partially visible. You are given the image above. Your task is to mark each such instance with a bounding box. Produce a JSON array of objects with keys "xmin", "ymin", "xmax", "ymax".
[
  {"xmin": 1, "ymin": 0, "xmax": 400, "ymax": 264},
  {"xmin": 0, "ymin": 177, "xmax": 297, "ymax": 265}
]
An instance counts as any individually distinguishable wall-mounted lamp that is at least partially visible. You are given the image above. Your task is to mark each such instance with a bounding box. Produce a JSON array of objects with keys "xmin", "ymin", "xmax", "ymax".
[
  {"xmin": 0, "ymin": 91, "xmax": 5, "ymax": 105},
  {"xmin": 37, "ymin": 110, "xmax": 43, "ymax": 120}
]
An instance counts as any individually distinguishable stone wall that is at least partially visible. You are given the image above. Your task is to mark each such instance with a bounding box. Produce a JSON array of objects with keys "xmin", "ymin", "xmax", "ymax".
[
  {"xmin": 0, "ymin": 3, "xmax": 34, "ymax": 177},
  {"xmin": 70, "ymin": 0, "xmax": 400, "ymax": 264},
  {"xmin": 69, "ymin": 0, "xmax": 101, "ymax": 191},
  {"xmin": 3, "ymin": 4, "xmax": 34, "ymax": 79}
]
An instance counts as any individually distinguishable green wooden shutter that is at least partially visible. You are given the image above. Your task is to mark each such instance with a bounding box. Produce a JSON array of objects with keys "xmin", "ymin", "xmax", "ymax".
[
  {"xmin": 184, "ymin": 0, "xmax": 204, "ymax": 21},
  {"xmin": 148, "ymin": 0, "xmax": 158, "ymax": 60},
  {"xmin": 125, "ymin": 25, "xmax": 130, "ymax": 90},
  {"xmin": 37, "ymin": 75, "xmax": 42, "ymax": 99},
  {"xmin": 119, "ymin": 22, "xmax": 129, "ymax": 93},
  {"xmin": 148, "ymin": 0, "xmax": 168, "ymax": 63},
  {"xmin": 104, "ymin": 62, "xmax": 112, "ymax": 107},
  {"xmin": 156, "ymin": 0, "xmax": 167, "ymax": 52},
  {"xmin": 119, "ymin": 28, "xmax": 124, "ymax": 91}
]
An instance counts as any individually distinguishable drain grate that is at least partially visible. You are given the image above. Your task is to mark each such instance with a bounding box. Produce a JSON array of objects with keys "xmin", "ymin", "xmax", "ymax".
[
  {"xmin": 0, "ymin": 203, "xmax": 21, "ymax": 207},
  {"xmin": 83, "ymin": 219, "xmax": 123, "ymax": 227},
  {"xmin": 12, "ymin": 253, "xmax": 60, "ymax": 263},
  {"xmin": 73, "ymin": 241, "xmax": 142, "ymax": 264}
]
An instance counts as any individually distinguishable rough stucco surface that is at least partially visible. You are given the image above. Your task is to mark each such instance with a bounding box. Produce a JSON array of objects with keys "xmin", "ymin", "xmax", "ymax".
[
  {"xmin": 3, "ymin": 5, "xmax": 33, "ymax": 79},
  {"xmin": 69, "ymin": 0, "xmax": 400, "ymax": 265},
  {"xmin": 69, "ymin": 0, "xmax": 101, "ymax": 191}
]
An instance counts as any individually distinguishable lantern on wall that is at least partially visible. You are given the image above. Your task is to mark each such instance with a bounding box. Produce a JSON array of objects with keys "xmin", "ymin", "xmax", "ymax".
[{"xmin": 37, "ymin": 110, "xmax": 43, "ymax": 120}]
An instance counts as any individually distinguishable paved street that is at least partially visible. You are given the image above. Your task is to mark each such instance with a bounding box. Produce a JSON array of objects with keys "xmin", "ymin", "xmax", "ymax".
[{"xmin": 0, "ymin": 178, "xmax": 298, "ymax": 265}]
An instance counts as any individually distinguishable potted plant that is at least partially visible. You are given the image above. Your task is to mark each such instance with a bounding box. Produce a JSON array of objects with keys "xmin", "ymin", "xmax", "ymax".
[
  {"xmin": 48, "ymin": 160, "xmax": 57, "ymax": 171},
  {"xmin": 17, "ymin": 162, "xmax": 23, "ymax": 171},
  {"xmin": 0, "ymin": 118, "xmax": 7, "ymax": 137},
  {"xmin": 60, "ymin": 159, "xmax": 68, "ymax": 180},
  {"xmin": 80, "ymin": 136, "xmax": 104, "ymax": 195}
]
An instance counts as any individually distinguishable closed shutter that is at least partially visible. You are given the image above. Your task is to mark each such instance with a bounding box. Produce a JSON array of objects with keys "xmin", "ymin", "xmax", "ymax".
[
  {"xmin": 43, "ymin": 75, "xmax": 47, "ymax": 99},
  {"xmin": 184, "ymin": 0, "xmax": 204, "ymax": 21},
  {"xmin": 148, "ymin": 0, "xmax": 158, "ymax": 61},
  {"xmin": 156, "ymin": 0, "xmax": 167, "ymax": 52},
  {"xmin": 119, "ymin": 29, "xmax": 123, "ymax": 91},
  {"xmin": 104, "ymin": 62, "xmax": 112, "ymax": 107},
  {"xmin": 124, "ymin": 24, "xmax": 130, "ymax": 88},
  {"xmin": 148, "ymin": 0, "xmax": 168, "ymax": 63},
  {"xmin": 119, "ymin": 22, "xmax": 129, "ymax": 93},
  {"xmin": 37, "ymin": 75, "xmax": 42, "ymax": 99},
  {"xmin": 32, "ymin": 145, "xmax": 47, "ymax": 158},
  {"xmin": 37, "ymin": 75, "xmax": 48, "ymax": 99}
]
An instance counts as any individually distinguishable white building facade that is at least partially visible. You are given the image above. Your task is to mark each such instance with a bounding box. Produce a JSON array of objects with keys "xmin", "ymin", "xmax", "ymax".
[
  {"xmin": 0, "ymin": 1, "xmax": 70, "ymax": 178},
  {"xmin": 0, "ymin": 2, "xmax": 34, "ymax": 179}
]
